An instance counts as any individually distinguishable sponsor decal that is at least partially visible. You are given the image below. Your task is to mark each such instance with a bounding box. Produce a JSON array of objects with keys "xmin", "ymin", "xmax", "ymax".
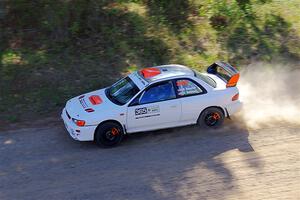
[
  {"xmin": 135, "ymin": 107, "xmax": 148, "ymax": 115},
  {"xmin": 79, "ymin": 98, "xmax": 88, "ymax": 108},
  {"xmin": 176, "ymin": 80, "xmax": 201, "ymax": 96},
  {"xmin": 176, "ymin": 80, "xmax": 189, "ymax": 86},
  {"xmin": 135, "ymin": 114, "xmax": 160, "ymax": 119},
  {"xmin": 135, "ymin": 105, "xmax": 160, "ymax": 119}
]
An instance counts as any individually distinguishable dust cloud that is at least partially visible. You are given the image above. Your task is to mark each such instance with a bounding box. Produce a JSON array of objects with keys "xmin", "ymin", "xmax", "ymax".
[{"xmin": 236, "ymin": 62, "xmax": 300, "ymax": 129}]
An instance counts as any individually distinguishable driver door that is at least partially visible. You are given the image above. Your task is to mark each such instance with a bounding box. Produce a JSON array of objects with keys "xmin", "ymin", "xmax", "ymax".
[{"xmin": 126, "ymin": 80, "xmax": 181, "ymax": 133}]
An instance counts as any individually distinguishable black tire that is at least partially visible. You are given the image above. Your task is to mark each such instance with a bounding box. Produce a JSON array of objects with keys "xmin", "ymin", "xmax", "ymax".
[
  {"xmin": 197, "ymin": 107, "xmax": 225, "ymax": 128},
  {"xmin": 94, "ymin": 122, "xmax": 124, "ymax": 147}
]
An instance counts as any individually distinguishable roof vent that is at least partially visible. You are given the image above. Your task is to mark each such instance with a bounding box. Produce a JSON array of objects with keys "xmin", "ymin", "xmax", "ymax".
[{"xmin": 140, "ymin": 68, "xmax": 161, "ymax": 78}]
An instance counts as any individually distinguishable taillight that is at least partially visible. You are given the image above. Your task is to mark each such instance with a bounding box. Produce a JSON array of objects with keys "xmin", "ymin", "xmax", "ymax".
[
  {"xmin": 72, "ymin": 118, "xmax": 86, "ymax": 127},
  {"xmin": 232, "ymin": 93, "xmax": 239, "ymax": 101}
]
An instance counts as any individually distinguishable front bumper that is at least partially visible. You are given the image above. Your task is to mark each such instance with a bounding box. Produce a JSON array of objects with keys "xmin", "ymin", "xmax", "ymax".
[{"xmin": 61, "ymin": 108, "xmax": 96, "ymax": 141}]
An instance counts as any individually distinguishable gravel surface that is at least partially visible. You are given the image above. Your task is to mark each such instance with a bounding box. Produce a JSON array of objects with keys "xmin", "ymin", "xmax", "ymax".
[{"xmin": 0, "ymin": 119, "xmax": 299, "ymax": 200}]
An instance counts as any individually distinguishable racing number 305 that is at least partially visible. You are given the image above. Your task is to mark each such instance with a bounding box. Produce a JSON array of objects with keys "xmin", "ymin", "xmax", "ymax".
[{"xmin": 135, "ymin": 107, "xmax": 148, "ymax": 116}]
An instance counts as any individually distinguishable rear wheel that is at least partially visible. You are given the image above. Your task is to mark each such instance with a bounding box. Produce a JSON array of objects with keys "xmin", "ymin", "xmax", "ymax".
[
  {"xmin": 95, "ymin": 122, "xmax": 124, "ymax": 147},
  {"xmin": 198, "ymin": 107, "xmax": 224, "ymax": 128}
]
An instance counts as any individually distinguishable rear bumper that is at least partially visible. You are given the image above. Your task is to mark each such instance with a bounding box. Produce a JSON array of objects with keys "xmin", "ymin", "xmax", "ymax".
[
  {"xmin": 226, "ymin": 100, "xmax": 243, "ymax": 116},
  {"xmin": 61, "ymin": 108, "xmax": 96, "ymax": 141}
]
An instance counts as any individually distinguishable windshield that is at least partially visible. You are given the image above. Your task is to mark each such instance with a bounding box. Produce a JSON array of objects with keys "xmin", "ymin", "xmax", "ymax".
[
  {"xmin": 194, "ymin": 71, "xmax": 217, "ymax": 88},
  {"xmin": 106, "ymin": 77, "xmax": 140, "ymax": 105}
]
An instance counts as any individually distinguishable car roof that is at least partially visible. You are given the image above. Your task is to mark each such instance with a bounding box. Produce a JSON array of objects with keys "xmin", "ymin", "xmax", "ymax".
[{"xmin": 139, "ymin": 64, "xmax": 195, "ymax": 83}]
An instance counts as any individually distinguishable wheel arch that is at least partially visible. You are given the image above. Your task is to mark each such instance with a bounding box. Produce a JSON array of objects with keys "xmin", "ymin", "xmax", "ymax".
[{"xmin": 94, "ymin": 119, "xmax": 125, "ymax": 141}]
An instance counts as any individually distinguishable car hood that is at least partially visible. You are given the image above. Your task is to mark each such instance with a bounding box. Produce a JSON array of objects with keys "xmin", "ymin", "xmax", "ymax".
[{"xmin": 65, "ymin": 88, "xmax": 119, "ymax": 121}]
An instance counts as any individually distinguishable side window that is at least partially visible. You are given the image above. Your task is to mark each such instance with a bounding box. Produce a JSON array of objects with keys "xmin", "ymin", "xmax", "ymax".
[
  {"xmin": 139, "ymin": 81, "xmax": 176, "ymax": 104},
  {"xmin": 175, "ymin": 79, "xmax": 203, "ymax": 97}
]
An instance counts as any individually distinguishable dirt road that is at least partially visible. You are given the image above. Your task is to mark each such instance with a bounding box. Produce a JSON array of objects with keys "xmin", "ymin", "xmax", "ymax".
[{"xmin": 0, "ymin": 119, "xmax": 299, "ymax": 200}]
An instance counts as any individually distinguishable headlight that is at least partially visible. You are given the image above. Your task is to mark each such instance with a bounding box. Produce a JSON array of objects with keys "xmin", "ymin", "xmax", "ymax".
[{"xmin": 72, "ymin": 118, "xmax": 86, "ymax": 127}]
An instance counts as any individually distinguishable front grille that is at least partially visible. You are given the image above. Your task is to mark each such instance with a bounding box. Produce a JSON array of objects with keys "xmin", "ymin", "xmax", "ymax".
[{"xmin": 66, "ymin": 110, "xmax": 71, "ymax": 119}]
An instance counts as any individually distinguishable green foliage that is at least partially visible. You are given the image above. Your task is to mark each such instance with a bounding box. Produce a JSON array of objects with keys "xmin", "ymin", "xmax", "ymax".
[{"xmin": 0, "ymin": 0, "xmax": 299, "ymax": 122}]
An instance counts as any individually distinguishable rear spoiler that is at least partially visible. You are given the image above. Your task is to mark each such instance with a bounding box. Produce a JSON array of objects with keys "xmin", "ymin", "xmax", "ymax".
[{"xmin": 207, "ymin": 61, "xmax": 240, "ymax": 87}]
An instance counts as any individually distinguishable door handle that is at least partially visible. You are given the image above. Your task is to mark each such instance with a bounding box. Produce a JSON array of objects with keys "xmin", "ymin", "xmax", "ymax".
[{"xmin": 170, "ymin": 105, "xmax": 177, "ymax": 108}]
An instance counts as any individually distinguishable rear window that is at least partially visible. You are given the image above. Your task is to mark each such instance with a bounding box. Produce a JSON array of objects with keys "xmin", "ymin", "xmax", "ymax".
[{"xmin": 194, "ymin": 71, "xmax": 217, "ymax": 88}]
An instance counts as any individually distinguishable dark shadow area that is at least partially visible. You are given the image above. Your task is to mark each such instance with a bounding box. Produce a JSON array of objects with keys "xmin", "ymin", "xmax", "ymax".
[
  {"xmin": 226, "ymin": 14, "xmax": 300, "ymax": 64},
  {"xmin": 210, "ymin": 0, "xmax": 300, "ymax": 64},
  {"xmin": 0, "ymin": 0, "xmax": 171, "ymax": 122},
  {"xmin": 0, "ymin": 119, "xmax": 261, "ymax": 200},
  {"xmin": 2, "ymin": 0, "xmax": 300, "ymax": 123},
  {"xmin": 236, "ymin": 0, "xmax": 272, "ymax": 12},
  {"xmin": 146, "ymin": 0, "xmax": 194, "ymax": 32}
]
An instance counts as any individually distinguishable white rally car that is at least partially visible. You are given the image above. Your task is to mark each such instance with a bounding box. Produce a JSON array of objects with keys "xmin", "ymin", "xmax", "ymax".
[{"xmin": 61, "ymin": 62, "xmax": 242, "ymax": 147}]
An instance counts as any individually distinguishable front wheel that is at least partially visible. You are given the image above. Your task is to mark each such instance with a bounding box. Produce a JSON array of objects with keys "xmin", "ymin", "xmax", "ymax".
[
  {"xmin": 197, "ymin": 107, "xmax": 225, "ymax": 128},
  {"xmin": 94, "ymin": 122, "xmax": 124, "ymax": 147}
]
